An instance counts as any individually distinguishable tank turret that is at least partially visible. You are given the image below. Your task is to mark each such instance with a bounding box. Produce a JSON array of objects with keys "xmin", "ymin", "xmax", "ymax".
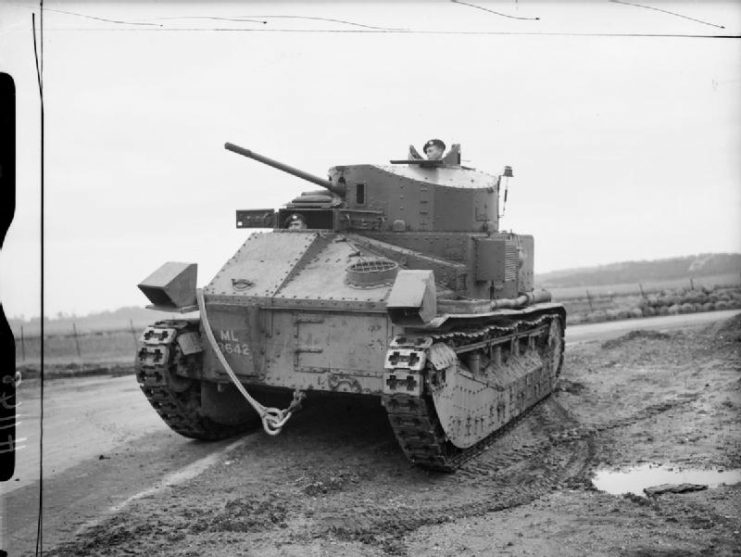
[
  {"xmin": 134, "ymin": 140, "xmax": 566, "ymax": 472},
  {"xmin": 227, "ymin": 142, "xmax": 527, "ymax": 301},
  {"xmin": 228, "ymin": 141, "xmax": 499, "ymax": 234}
]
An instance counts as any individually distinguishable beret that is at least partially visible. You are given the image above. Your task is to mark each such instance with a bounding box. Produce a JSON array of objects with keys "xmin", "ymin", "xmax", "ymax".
[{"xmin": 423, "ymin": 138, "xmax": 446, "ymax": 151}]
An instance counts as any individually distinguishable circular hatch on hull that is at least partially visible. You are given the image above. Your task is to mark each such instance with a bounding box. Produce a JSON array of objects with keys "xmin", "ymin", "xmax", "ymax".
[{"xmin": 346, "ymin": 258, "xmax": 399, "ymax": 288}]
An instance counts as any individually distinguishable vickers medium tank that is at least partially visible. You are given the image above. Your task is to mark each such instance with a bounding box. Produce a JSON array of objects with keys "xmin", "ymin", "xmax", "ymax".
[{"xmin": 135, "ymin": 141, "xmax": 565, "ymax": 471}]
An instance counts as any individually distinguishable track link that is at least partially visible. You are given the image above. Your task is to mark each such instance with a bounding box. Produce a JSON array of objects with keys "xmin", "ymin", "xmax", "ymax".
[
  {"xmin": 136, "ymin": 319, "xmax": 258, "ymax": 440},
  {"xmin": 383, "ymin": 312, "xmax": 565, "ymax": 471},
  {"xmin": 382, "ymin": 394, "xmax": 454, "ymax": 470}
]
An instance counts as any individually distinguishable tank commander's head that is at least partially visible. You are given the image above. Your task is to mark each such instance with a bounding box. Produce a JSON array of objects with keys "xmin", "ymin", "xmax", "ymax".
[{"xmin": 423, "ymin": 138, "xmax": 446, "ymax": 161}]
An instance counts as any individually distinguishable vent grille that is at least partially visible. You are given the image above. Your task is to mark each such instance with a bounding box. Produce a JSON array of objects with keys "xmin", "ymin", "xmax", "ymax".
[
  {"xmin": 505, "ymin": 244, "xmax": 519, "ymax": 281},
  {"xmin": 346, "ymin": 258, "xmax": 399, "ymax": 288}
]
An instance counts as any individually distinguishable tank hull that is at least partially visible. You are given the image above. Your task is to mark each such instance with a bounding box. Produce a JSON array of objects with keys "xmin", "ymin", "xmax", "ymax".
[
  {"xmin": 136, "ymin": 300, "xmax": 564, "ymax": 470},
  {"xmin": 135, "ymin": 150, "xmax": 567, "ymax": 470}
]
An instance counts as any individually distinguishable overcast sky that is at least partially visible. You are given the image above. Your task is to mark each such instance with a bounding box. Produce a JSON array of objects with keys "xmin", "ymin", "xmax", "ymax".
[{"xmin": 1, "ymin": 1, "xmax": 740, "ymax": 319}]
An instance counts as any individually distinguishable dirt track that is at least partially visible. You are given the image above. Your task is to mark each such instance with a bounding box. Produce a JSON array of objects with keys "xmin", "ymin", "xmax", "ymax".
[{"xmin": 20, "ymin": 315, "xmax": 741, "ymax": 556}]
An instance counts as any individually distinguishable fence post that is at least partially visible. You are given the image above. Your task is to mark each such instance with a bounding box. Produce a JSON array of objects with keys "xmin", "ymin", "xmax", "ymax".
[
  {"xmin": 129, "ymin": 319, "xmax": 139, "ymax": 349},
  {"xmin": 20, "ymin": 326, "xmax": 26, "ymax": 362},
  {"xmin": 689, "ymin": 278, "xmax": 695, "ymax": 290},
  {"xmin": 586, "ymin": 290, "xmax": 594, "ymax": 312},
  {"xmin": 72, "ymin": 322, "xmax": 82, "ymax": 358},
  {"xmin": 638, "ymin": 283, "xmax": 647, "ymax": 300}
]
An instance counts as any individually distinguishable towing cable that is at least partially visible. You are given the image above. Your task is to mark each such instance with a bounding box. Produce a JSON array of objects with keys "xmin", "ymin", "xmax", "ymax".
[{"xmin": 196, "ymin": 289, "xmax": 305, "ymax": 435}]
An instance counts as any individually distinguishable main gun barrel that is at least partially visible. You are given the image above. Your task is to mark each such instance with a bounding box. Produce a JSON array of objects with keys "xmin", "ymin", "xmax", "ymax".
[{"xmin": 225, "ymin": 142, "xmax": 345, "ymax": 197}]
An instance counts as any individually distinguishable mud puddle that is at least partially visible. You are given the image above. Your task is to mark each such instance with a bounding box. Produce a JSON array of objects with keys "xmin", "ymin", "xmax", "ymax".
[{"xmin": 592, "ymin": 464, "xmax": 741, "ymax": 496}]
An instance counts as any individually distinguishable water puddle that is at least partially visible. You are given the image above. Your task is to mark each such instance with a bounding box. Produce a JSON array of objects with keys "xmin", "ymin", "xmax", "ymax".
[{"xmin": 592, "ymin": 464, "xmax": 741, "ymax": 496}]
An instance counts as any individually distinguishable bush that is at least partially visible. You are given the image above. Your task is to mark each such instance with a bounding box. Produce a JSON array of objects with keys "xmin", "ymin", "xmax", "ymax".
[
  {"xmin": 685, "ymin": 293, "xmax": 703, "ymax": 304},
  {"xmin": 561, "ymin": 283, "xmax": 741, "ymax": 326},
  {"xmin": 641, "ymin": 306, "xmax": 656, "ymax": 317}
]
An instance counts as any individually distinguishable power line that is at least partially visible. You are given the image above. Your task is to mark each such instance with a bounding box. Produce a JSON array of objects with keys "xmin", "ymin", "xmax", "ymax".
[
  {"xmin": 39, "ymin": 6, "xmax": 739, "ymax": 38},
  {"xmin": 157, "ymin": 14, "xmax": 406, "ymax": 31},
  {"xmin": 450, "ymin": 0, "xmax": 540, "ymax": 21},
  {"xmin": 609, "ymin": 0, "xmax": 726, "ymax": 30},
  {"xmin": 46, "ymin": 7, "xmax": 163, "ymax": 27},
  {"xmin": 154, "ymin": 15, "xmax": 267, "ymax": 24},
  {"xmin": 45, "ymin": 9, "xmax": 405, "ymax": 32}
]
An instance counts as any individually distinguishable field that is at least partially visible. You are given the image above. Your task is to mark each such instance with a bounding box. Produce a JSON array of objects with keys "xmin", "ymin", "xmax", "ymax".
[
  {"xmin": 15, "ymin": 329, "xmax": 139, "ymax": 375},
  {"xmin": 544, "ymin": 272, "xmax": 740, "ymax": 300},
  {"xmin": 549, "ymin": 275, "xmax": 741, "ymax": 325}
]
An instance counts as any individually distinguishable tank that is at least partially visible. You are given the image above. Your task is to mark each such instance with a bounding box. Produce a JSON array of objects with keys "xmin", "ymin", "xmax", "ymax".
[{"xmin": 135, "ymin": 141, "xmax": 566, "ymax": 471}]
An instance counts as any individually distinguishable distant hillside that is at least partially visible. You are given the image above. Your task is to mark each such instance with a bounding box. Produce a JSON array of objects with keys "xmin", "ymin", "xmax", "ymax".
[{"xmin": 537, "ymin": 253, "xmax": 741, "ymax": 288}]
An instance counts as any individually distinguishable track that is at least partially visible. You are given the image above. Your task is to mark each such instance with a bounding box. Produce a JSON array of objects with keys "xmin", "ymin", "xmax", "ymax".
[
  {"xmin": 136, "ymin": 320, "xmax": 259, "ymax": 440},
  {"xmin": 383, "ymin": 311, "xmax": 565, "ymax": 471}
]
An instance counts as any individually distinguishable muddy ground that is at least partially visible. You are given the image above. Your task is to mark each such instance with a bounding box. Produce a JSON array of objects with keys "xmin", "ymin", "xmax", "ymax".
[{"xmin": 43, "ymin": 316, "xmax": 741, "ymax": 556}]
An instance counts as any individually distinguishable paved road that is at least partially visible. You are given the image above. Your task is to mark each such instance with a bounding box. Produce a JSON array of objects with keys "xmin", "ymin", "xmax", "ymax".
[
  {"xmin": 1, "ymin": 309, "xmax": 738, "ymax": 554},
  {"xmin": 4, "ymin": 375, "xmax": 166, "ymax": 496},
  {"xmin": 565, "ymin": 309, "xmax": 740, "ymax": 344},
  {"xmin": 1, "ymin": 373, "xmax": 237, "ymax": 554}
]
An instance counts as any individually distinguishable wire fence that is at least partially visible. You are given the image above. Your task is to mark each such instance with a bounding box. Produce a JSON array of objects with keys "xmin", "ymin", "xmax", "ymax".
[
  {"xmin": 546, "ymin": 274, "xmax": 741, "ymax": 302},
  {"xmin": 13, "ymin": 320, "xmax": 142, "ymax": 366},
  {"xmin": 557, "ymin": 282, "xmax": 741, "ymax": 325}
]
